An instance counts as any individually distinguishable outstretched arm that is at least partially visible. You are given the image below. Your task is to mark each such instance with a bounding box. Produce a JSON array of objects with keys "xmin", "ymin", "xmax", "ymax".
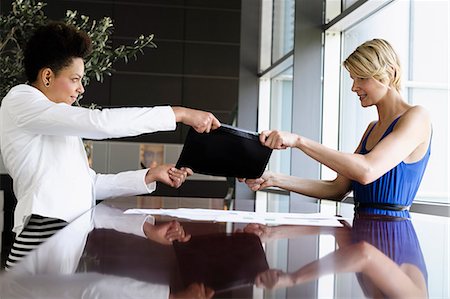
[
  {"xmin": 239, "ymin": 123, "xmax": 372, "ymax": 200},
  {"xmin": 240, "ymin": 171, "xmax": 352, "ymax": 201},
  {"xmin": 260, "ymin": 106, "xmax": 431, "ymax": 184},
  {"xmin": 92, "ymin": 165, "xmax": 192, "ymax": 200},
  {"xmin": 5, "ymin": 89, "xmax": 220, "ymax": 138},
  {"xmin": 256, "ymin": 241, "xmax": 427, "ymax": 298}
]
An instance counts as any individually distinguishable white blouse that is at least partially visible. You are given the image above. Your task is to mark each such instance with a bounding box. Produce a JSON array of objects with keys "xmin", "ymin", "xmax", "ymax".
[{"xmin": 0, "ymin": 84, "xmax": 176, "ymax": 234}]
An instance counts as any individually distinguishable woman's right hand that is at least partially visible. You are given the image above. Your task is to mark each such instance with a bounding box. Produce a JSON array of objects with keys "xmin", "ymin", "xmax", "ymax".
[
  {"xmin": 238, "ymin": 171, "xmax": 275, "ymax": 191},
  {"xmin": 259, "ymin": 130, "xmax": 301, "ymax": 149},
  {"xmin": 172, "ymin": 107, "xmax": 221, "ymax": 133}
]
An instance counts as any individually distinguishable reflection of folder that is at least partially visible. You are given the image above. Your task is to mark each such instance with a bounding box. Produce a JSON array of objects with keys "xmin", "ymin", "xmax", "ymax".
[
  {"xmin": 173, "ymin": 233, "xmax": 269, "ymax": 292},
  {"xmin": 176, "ymin": 125, "xmax": 272, "ymax": 178}
]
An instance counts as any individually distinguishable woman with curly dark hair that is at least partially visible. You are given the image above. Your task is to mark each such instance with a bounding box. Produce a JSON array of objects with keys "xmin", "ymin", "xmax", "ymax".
[{"xmin": 0, "ymin": 21, "xmax": 219, "ymax": 279}]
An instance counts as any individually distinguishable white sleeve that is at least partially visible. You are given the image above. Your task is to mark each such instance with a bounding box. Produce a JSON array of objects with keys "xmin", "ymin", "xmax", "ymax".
[
  {"xmin": 93, "ymin": 203, "xmax": 155, "ymax": 238},
  {"xmin": 5, "ymin": 88, "xmax": 176, "ymax": 139},
  {"xmin": 90, "ymin": 168, "xmax": 156, "ymax": 200}
]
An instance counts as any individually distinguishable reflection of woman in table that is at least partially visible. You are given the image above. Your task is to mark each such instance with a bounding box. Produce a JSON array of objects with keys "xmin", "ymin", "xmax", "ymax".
[
  {"xmin": 0, "ymin": 203, "xmax": 213, "ymax": 299},
  {"xmin": 244, "ymin": 212, "xmax": 428, "ymax": 298}
]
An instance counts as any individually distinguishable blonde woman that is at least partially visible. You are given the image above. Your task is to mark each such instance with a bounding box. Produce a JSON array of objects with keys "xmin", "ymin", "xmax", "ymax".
[{"xmin": 241, "ymin": 39, "xmax": 432, "ymax": 214}]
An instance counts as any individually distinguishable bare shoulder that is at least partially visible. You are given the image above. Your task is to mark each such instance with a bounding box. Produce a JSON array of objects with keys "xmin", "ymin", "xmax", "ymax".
[
  {"xmin": 403, "ymin": 105, "xmax": 430, "ymax": 121},
  {"xmin": 399, "ymin": 105, "xmax": 431, "ymax": 128},
  {"xmin": 395, "ymin": 106, "xmax": 432, "ymax": 145}
]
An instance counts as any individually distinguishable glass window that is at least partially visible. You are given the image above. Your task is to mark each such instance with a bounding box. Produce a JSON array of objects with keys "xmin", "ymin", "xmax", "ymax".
[
  {"xmin": 343, "ymin": 0, "xmax": 361, "ymax": 10},
  {"xmin": 268, "ymin": 67, "xmax": 293, "ymax": 175},
  {"xmin": 272, "ymin": 0, "xmax": 295, "ymax": 62},
  {"xmin": 408, "ymin": 0, "xmax": 449, "ymax": 202},
  {"xmin": 411, "ymin": 89, "xmax": 448, "ymax": 201},
  {"xmin": 259, "ymin": 0, "xmax": 274, "ymax": 71},
  {"xmin": 325, "ymin": 0, "xmax": 341, "ymax": 23},
  {"xmin": 410, "ymin": 1, "xmax": 448, "ymax": 84}
]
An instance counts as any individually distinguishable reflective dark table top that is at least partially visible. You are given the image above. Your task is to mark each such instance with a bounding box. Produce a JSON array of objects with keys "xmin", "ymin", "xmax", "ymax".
[{"xmin": 0, "ymin": 196, "xmax": 448, "ymax": 299}]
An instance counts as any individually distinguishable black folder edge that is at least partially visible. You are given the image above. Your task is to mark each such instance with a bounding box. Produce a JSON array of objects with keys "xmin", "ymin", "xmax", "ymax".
[
  {"xmin": 175, "ymin": 125, "xmax": 272, "ymax": 178},
  {"xmin": 218, "ymin": 124, "xmax": 260, "ymax": 140}
]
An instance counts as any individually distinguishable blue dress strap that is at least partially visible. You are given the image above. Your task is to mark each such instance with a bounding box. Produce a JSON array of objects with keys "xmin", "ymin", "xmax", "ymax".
[
  {"xmin": 380, "ymin": 115, "xmax": 402, "ymax": 140},
  {"xmin": 361, "ymin": 122, "xmax": 377, "ymax": 153},
  {"xmin": 360, "ymin": 116, "xmax": 402, "ymax": 154}
]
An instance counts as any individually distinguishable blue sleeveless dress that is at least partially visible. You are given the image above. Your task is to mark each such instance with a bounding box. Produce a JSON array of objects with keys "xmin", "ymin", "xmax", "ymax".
[{"xmin": 351, "ymin": 116, "xmax": 431, "ymax": 216}]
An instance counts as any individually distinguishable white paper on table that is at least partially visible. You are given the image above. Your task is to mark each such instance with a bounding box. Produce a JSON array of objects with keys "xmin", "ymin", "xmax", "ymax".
[{"xmin": 124, "ymin": 208, "xmax": 347, "ymax": 227}]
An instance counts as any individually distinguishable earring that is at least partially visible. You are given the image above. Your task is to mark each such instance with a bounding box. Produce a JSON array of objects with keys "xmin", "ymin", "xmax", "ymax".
[{"xmin": 45, "ymin": 82, "xmax": 50, "ymax": 87}]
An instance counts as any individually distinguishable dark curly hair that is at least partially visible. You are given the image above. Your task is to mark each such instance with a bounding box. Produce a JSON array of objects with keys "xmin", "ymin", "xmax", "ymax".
[{"xmin": 24, "ymin": 21, "xmax": 92, "ymax": 83}]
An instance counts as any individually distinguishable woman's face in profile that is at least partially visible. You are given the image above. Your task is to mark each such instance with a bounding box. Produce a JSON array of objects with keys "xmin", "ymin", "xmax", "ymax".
[
  {"xmin": 350, "ymin": 74, "xmax": 389, "ymax": 108},
  {"xmin": 46, "ymin": 57, "xmax": 85, "ymax": 105}
]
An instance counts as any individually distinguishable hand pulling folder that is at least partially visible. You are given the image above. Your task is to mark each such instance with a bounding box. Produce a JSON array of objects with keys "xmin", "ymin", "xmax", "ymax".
[{"xmin": 176, "ymin": 124, "xmax": 272, "ymax": 179}]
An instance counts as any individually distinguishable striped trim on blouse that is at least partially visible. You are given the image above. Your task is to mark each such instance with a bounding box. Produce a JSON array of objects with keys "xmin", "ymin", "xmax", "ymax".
[{"xmin": 5, "ymin": 214, "xmax": 67, "ymax": 271}]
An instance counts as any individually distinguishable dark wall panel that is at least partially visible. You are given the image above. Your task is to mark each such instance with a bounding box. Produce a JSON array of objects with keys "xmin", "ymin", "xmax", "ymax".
[
  {"xmin": 183, "ymin": 78, "xmax": 238, "ymax": 112},
  {"xmin": 82, "ymin": 77, "xmax": 112, "ymax": 108},
  {"xmin": 186, "ymin": 0, "xmax": 241, "ymax": 10},
  {"xmin": 184, "ymin": 43, "xmax": 240, "ymax": 77},
  {"xmin": 113, "ymin": 4, "xmax": 184, "ymax": 40},
  {"xmin": 44, "ymin": 0, "xmax": 114, "ymax": 21},
  {"xmin": 185, "ymin": 8, "xmax": 241, "ymax": 43},
  {"xmin": 110, "ymin": 74, "xmax": 182, "ymax": 107},
  {"xmin": 113, "ymin": 40, "xmax": 184, "ymax": 75},
  {"xmin": 113, "ymin": 0, "xmax": 184, "ymax": 6}
]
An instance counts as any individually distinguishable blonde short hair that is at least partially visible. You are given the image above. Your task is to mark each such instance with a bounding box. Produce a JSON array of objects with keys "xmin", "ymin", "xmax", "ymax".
[{"xmin": 343, "ymin": 39, "xmax": 402, "ymax": 91}]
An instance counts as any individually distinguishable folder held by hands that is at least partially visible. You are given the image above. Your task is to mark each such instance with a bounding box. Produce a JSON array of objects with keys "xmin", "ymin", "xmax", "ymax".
[{"xmin": 176, "ymin": 125, "xmax": 272, "ymax": 179}]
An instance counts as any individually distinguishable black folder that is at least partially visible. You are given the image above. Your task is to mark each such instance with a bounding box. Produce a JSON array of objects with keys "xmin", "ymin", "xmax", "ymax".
[
  {"xmin": 173, "ymin": 233, "xmax": 269, "ymax": 292},
  {"xmin": 176, "ymin": 125, "xmax": 272, "ymax": 178}
]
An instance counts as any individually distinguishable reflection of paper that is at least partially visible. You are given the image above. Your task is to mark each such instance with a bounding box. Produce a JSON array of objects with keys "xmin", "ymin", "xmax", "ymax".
[{"xmin": 124, "ymin": 208, "xmax": 346, "ymax": 227}]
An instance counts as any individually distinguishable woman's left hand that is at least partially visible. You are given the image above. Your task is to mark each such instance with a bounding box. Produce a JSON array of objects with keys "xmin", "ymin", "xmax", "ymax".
[
  {"xmin": 143, "ymin": 220, "xmax": 192, "ymax": 245},
  {"xmin": 259, "ymin": 130, "xmax": 300, "ymax": 149},
  {"xmin": 146, "ymin": 164, "xmax": 193, "ymax": 188},
  {"xmin": 168, "ymin": 166, "xmax": 193, "ymax": 188}
]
